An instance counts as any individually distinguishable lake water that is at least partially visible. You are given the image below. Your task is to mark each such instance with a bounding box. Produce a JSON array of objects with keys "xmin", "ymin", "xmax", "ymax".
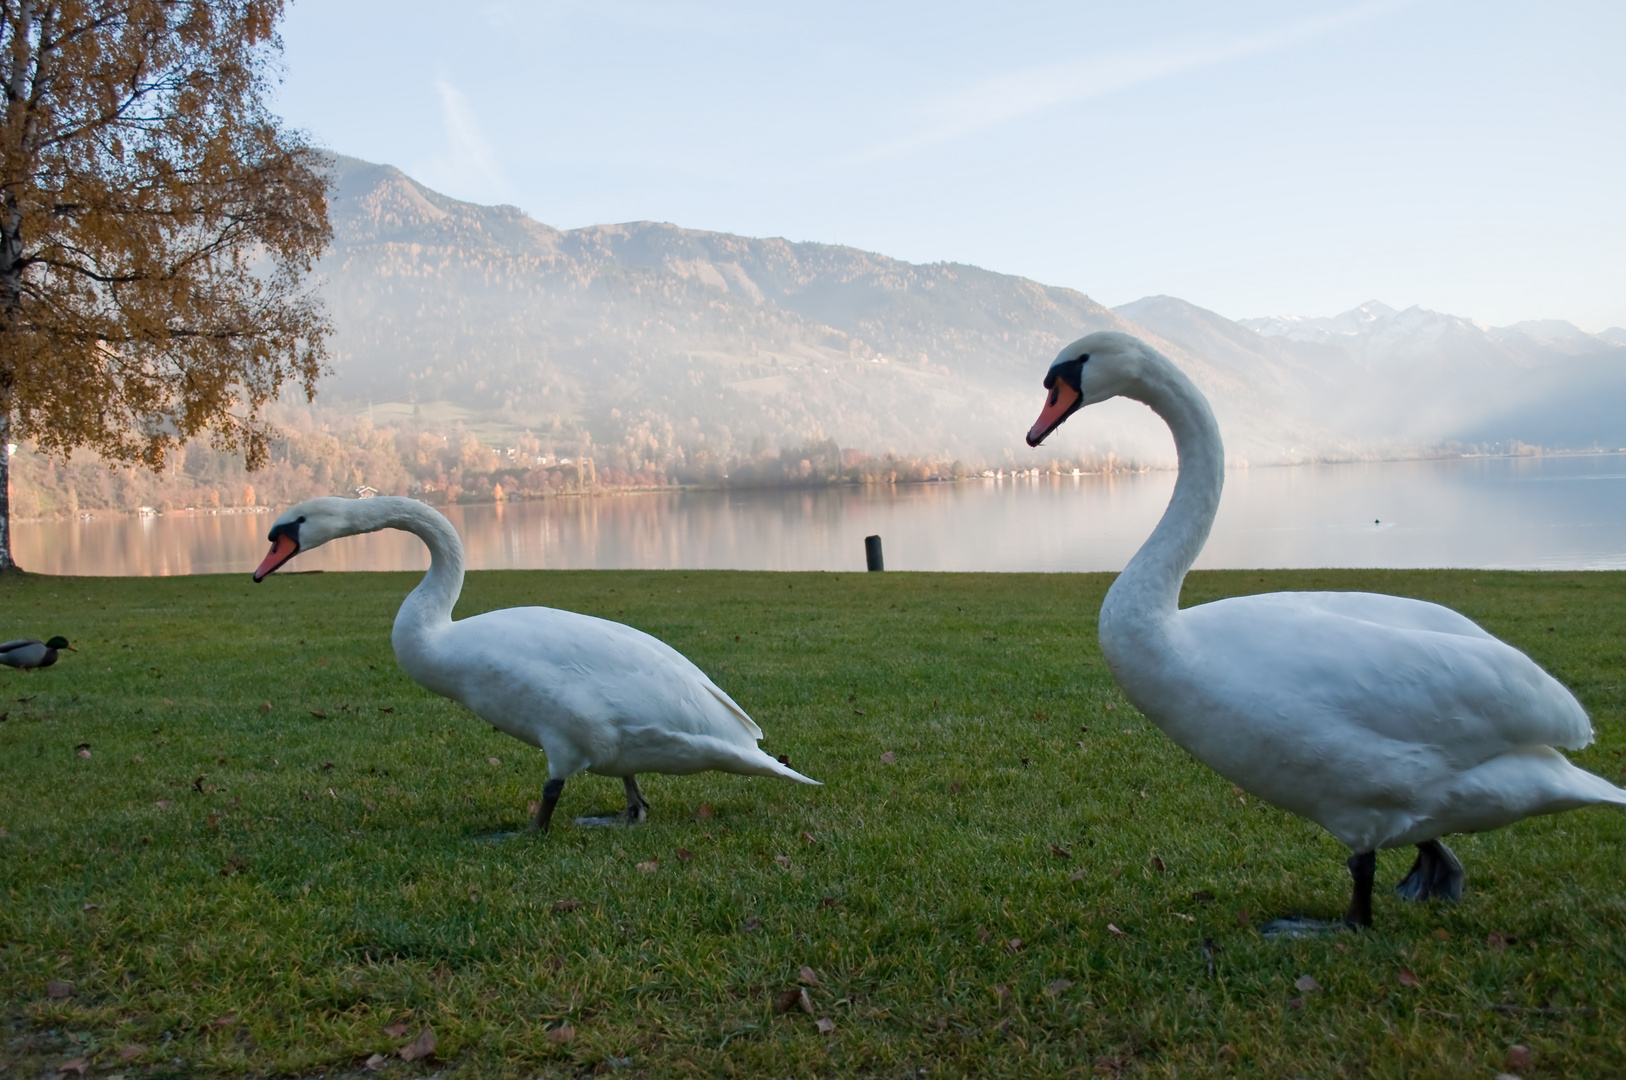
[{"xmin": 11, "ymin": 454, "xmax": 1626, "ymax": 576}]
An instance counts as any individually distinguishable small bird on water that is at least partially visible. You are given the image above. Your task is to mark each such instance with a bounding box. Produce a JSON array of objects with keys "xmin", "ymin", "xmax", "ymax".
[{"xmin": 0, "ymin": 636, "xmax": 75, "ymax": 670}]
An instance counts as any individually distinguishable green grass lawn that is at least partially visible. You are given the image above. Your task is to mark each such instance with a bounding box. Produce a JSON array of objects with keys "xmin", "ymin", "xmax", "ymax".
[{"xmin": 2, "ymin": 567, "xmax": 1625, "ymax": 1079}]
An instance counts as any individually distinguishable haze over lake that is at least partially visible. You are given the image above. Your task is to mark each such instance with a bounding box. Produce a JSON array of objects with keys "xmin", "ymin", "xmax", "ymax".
[{"xmin": 14, "ymin": 454, "xmax": 1625, "ymax": 578}]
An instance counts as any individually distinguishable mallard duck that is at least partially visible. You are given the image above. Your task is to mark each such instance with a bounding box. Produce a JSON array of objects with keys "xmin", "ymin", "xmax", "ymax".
[
  {"xmin": 0, "ymin": 636, "xmax": 75, "ymax": 670},
  {"xmin": 252, "ymin": 497, "xmax": 818, "ymax": 830}
]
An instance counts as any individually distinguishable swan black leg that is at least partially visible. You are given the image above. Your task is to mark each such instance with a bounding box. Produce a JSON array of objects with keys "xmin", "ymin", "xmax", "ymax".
[
  {"xmin": 1344, "ymin": 850, "xmax": 1376, "ymax": 928},
  {"xmin": 531, "ymin": 777, "xmax": 565, "ymax": 833},
  {"xmin": 624, "ymin": 775, "xmax": 649, "ymax": 823},
  {"xmin": 1395, "ymin": 838, "xmax": 1464, "ymax": 902}
]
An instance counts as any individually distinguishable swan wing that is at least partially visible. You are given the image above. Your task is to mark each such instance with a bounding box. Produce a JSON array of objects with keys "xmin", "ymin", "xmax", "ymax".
[
  {"xmin": 1254, "ymin": 591, "xmax": 1497, "ymax": 640},
  {"xmin": 398, "ymin": 606, "xmax": 772, "ymax": 767},
  {"xmin": 1180, "ymin": 592, "xmax": 1593, "ymax": 765}
]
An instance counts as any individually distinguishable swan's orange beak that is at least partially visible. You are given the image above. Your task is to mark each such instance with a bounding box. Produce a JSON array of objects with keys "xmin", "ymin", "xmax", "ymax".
[
  {"xmin": 254, "ymin": 533, "xmax": 299, "ymax": 582},
  {"xmin": 1027, "ymin": 381, "xmax": 1081, "ymax": 447}
]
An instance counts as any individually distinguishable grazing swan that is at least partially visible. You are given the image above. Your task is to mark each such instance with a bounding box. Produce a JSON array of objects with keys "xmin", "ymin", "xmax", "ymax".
[
  {"xmin": 1026, "ymin": 331, "xmax": 1626, "ymax": 929},
  {"xmin": 252, "ymin": 496, "xmax": 817, "ymax": 830},
  {"xmin": 0, "ymin": 636, "xmax": 74, "ymax": 670}
]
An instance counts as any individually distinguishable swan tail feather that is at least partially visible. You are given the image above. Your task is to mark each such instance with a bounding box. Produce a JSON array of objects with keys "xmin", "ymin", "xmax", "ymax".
[
  {"xmin": 742, "ymin": 746, "xmax": 821, "ymax": 785},
  {"xmin": 707, "ymin": 685, "xmax": 764, "ymax": 739}
]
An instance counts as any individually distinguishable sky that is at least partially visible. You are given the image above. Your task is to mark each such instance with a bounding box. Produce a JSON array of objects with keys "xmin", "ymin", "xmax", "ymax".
[{"xmin": 271, "ymin": 0, "xmax": 1626, "ymax": 331}]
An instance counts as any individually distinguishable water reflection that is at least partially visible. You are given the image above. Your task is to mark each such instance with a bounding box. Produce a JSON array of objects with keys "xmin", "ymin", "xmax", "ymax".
[{"xmin": 12, "ymin": 454, "xmax": 1626, "ymax": 576}]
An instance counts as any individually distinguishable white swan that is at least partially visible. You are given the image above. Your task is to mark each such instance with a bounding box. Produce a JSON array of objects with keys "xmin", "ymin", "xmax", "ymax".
[
  {"xmin": 252, "ymin": 496, "xmax": 818, "ymax": 830},
  {"xmin": 1026, "ymin": 331, "xmax": 1626, "ymax": 929}
]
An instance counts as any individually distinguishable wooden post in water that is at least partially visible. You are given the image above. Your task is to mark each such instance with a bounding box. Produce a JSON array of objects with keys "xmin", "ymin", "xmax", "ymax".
[{"xmin": 865, "ymin": 534, "xmax": 884, "ymax": 572}]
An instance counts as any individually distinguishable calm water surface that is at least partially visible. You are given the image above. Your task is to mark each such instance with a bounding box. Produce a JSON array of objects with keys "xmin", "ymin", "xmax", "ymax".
[{"xmin": 13, "ymin": 454, "xmax": 1626, "ymax": 576}]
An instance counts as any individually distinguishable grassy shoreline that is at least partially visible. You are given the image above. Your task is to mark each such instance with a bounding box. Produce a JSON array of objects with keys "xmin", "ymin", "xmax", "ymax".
[{"xmin": 3, "ymin": 568, "xmax": 1624, "ymax": 1078}]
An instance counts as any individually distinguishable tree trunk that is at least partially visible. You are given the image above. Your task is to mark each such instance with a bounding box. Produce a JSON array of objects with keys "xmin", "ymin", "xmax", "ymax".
[{"xmin": 0, "ymin": 403, "xmax": 15, "ymax": 572}]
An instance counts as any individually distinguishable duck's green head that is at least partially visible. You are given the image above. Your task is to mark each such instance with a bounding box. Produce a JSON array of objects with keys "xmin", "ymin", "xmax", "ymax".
[{"xmin": 44, "ymin": 636, "xmax": 73, "ymax": 651}]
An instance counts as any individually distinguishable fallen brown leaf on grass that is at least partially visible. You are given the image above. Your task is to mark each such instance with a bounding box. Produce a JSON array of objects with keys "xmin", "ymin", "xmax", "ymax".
[
  {"xmin": 309, "ymin": 710, "xmax": 327, "ymax": 719},
  {"xmin": 1397, "ymin": 969, "xmax": 1419, "ymax": 987},
  {"xmin": 1433, "ymin": 928, "xmax": 1451, "ymax": 941},
  {"xmin": 1107, "ymin": 924, "xmax": 1126, "ymax": 937},
  {"xmin": 1005, "ymin": 938, "xmax": 1024, "ymax": 953},
  {"xmin": 1237, "ymin": 908, "xmax": 1251, "ymax": 927},
  {"xmin": 258, "ymin": 701, "xmax": 273, "ymax": 714},
  {"xmin": 815, "ymin": 1017, "xmax": 835, "ymax": 1034},
  {"xmin": 546, "ymin": 1024, "xmax": 576, "ymax": 1045},
  {"xmin": 950, "ymin": 780, "xmax": 965, "ymax": 794},
  {"xmin": 46, "ymin": 979, "xmax": 71, "ymax": 999},
  {"xmin": 694, "ymin": 803, "xmax": 715, "ymax": 820},
  {"xmin": 1150, "ymin": 856, "xmax": 1166, "ymax": 872},
  {"xmin": 487, "ymin": 757, "xmax": 500, "ymax": 766},
  {"xmin": 398, "ymin": 1027, "xmax": 436, "ymax": 1061},
  {"xmin": 364, "ymin": 1052, "xmax": 388, "ymax": 1071},
  {"xmin": 879, "ymin": 751, "xmax": 896, "ymax": 765},
  {"xmin": 76, "ymin": 748, "xmax": 90, "ymax": 759},
  {"xmin": 1049, "ymin": 844, "xmax": 1071, "ymax": 859},
  {"xmin": 551, "ymin": 899, "xmax": 583, "ymax": 913},
  {"xmin": 820, "ymin": 895, "xmax": 836, "ymax": 908},
  {"xmin": 1506, "ymin": 1045, "xmax": 1533, "ymax": 1071},
  {"xmin": 1069, "ymin": 868, "xmax": 1086, "ymax": 881},
  {"xmin": 56, "ymin": 1057, "xmax": 88, "ymax": 1076},
  {"xmin": 774, "ymin": 987, "xmax": 814, "ymax": 1013},
  {"xmin": 155, "ymin": 798, "xmax": 172, "ymax": 810},
  {"xmin": 742, "ymin": 916, "xmax": 761, "ymax": 932},
  {"xmin": 774, "ymin": 854, "xmax": 792, "ymax": 869},
  {"xmin": 1294, "ymin": 975, "xmax": 1321, "ymax": 993},
  {"xmin": 209, "ymin": 1014, "xmax": 238, "ymax": 1029},
  {"xmin": 1287, "ymin": 996, "xmax": 1305, "ymax": 1010},
  {"xmin": 800, "ymin": 830, "xmax": 817, "ymax": 844},
  {"xmin": 636, "ymin": 858, "xmax": 659, "ymax": 873},
  {"xmin": 81, "ymin": 902, "xmax": 100, "ymax": 912},
  {"xmin": 1488, "ymin": 931, "xmax": 1513, "ymax": 950},
  {"xmin": 381, "ymin": 1022, "xmax": 411, "ymax": 1038},
  {"xmin": 1045, "ymin": 978, "xmax": 1074, "ymax": 996},
  {"xmin": 675, "ymin": 848, "xmax": 693, "ymax": 862},
  {"xmin": 976, "ymin": 927, "xmax": 991, "ymax": 944},
  {"xmin": 1192, "ymin": 890, "xmax": 1215, "ymax": 904},
  {"xmin": 117, "ymin": 1044, "xmax": 146, "ymax": 1061},
  {"xmin": 798, "ymin": 966, "xmax": 819, "ymax": 986},
  {"xmin": 993, "ymin": 984, "xmax": 1010, "ymax": 1006}
]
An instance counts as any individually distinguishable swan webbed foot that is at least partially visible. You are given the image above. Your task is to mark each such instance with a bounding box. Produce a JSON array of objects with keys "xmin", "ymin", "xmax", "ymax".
[
  {"xmin": 1260, "ymin": 849, "xmax": 1376, "ymax": 938},
  {"xmin": 530, "ymin": 777, "xmax": 566, "ymax": 833},
  {"xmin": 574, "ymin": 776, "xmax": 652, "ymax": 828},
  {"xmin": 1259, "ymin": 916, "xmax": 1350, "ymax": 939},
  {"xmin": 1394, "ymin": 838, "xmax": 1463, "ymax": 903}
]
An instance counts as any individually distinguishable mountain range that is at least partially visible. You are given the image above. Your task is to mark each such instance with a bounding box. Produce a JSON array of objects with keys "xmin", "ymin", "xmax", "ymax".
[{"xmin": 314, "ymin": 156, "xmax": 1626, "ymax": 469}]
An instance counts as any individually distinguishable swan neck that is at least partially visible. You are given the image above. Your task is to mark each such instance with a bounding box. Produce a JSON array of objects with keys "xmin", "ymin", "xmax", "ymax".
[
  {"xmin": 341, "ymin": 497, "xmax": 465, "ymax": 632},
  {"xmin": 1105, "ymin": 353, "xmax": 1223, "ymax": 623}
]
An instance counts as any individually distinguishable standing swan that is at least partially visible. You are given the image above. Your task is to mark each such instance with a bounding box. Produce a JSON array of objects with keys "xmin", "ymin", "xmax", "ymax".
[
  {"xmin": 1027, "ymin": 332, "xmax": 1626, "ymax": 929},
  {"xmin": 253, "ymin": 497, "xmax": 818, "ymax": 830}
]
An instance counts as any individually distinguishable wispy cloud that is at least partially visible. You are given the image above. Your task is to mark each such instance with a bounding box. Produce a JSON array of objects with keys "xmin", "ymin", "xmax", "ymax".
[
  {"xmin": 854, "ymin": 0, "xmax": 1418, "ymax": 163},
  {"xmin": 413, "ymin": 78, "xmax": 518, "ymax": 205}
]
